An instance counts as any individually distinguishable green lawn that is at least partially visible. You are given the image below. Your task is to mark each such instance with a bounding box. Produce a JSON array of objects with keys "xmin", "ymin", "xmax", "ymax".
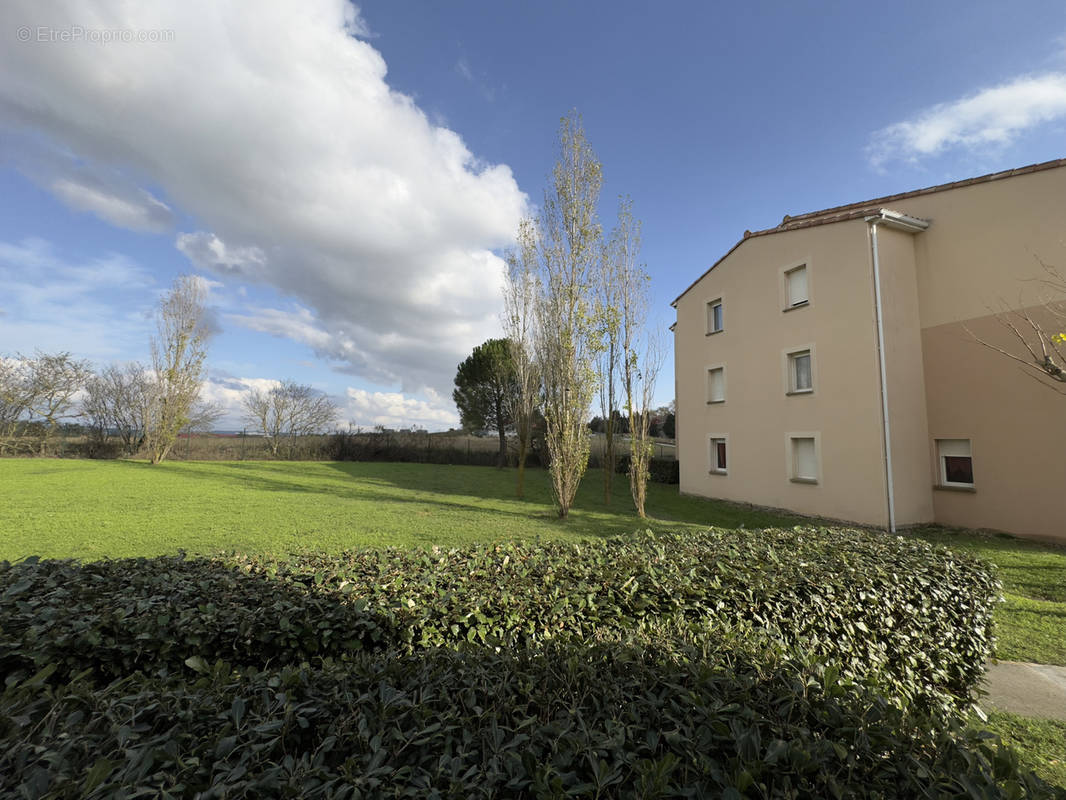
[
  {"xmin": 911, "ymin": 527, "xmax": 1066, "ymax": 666},
  {"xmin": 4, "ymin": 462, "xmax": 1064, "ymax": 667},
  {"xmin": 4, "ymin": 460, "xmax": 1063, "ymax": 669},
  {"xmin": 978, "ymin": 711, "xmax": 1066, "ymax": 791},
  {"xmin": 0, "ymin": 459, "xmax": 806, "ymax": 562}
]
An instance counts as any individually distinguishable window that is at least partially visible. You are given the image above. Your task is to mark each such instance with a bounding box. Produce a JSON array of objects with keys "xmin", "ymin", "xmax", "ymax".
[
  {"xmin": 706, "ymin": 299, "xmax": 723, "ymax": 334},
  {"xmin": 937, "ymin": 439, "xmax": 974, "ymax": 488},
  {"xmin": 788, "ymin": 349, "xmax": 812, "ymax": 393},
  {"xmin": 707, "ymin": 366, "xmax": 725, "ymax": 403},
  {"xmin": 790, "ymin": 436, "xmax": 817, "ymax": 483},
  {"xmin": 785, "ymin": 265, "xmax": 808, "ymax": 308},
  {"xmin": 709, "ymin": 437, "xmax": 727, "ymax": 474}
]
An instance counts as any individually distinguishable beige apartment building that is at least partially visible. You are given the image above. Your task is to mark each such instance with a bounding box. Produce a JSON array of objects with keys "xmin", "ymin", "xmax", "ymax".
[{"xmin": 672, "ymin": 159, "xmax": 1066, "ymax": 543}]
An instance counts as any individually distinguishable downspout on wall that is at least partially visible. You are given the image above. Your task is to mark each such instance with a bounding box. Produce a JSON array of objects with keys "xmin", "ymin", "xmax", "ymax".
[{"xmin": 865, "ymin": 209, "xmax": 929, "ymax": 533}]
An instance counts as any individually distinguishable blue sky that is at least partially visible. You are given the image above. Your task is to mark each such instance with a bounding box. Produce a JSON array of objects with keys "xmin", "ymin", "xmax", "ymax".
[{"xmin": 2, "ymin": 0, "xmax": 1065, "ymax": 429}]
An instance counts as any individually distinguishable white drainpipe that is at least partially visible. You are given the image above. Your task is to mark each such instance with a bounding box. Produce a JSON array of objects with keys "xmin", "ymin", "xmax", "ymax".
[
  {"xmin": 868, "ymin": 220, "xmax": 896, "ymax": 533},
  {"xmin": 865, "ymin": 209, "xmax": 930, "ymax": 534}
]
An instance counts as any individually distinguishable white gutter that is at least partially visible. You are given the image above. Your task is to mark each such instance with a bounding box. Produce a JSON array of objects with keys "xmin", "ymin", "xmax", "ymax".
[{"xmin": 865, "ymin": 209, "xmax": 929, "ymax": 534}]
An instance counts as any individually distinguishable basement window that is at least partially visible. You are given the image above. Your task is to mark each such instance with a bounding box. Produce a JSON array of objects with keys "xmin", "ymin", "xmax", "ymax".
[{"xmin": 937, "ymin": 439, "xmax": 974, "ymax": 488}]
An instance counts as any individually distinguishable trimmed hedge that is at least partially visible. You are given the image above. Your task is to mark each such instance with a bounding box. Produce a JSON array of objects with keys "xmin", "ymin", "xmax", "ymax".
[
  {"xmin": 1, "ymin": 528, "xmax": 999, "ymax": 713},
  {"xmin": 0, "ymin": 528, "xmax": 1042, "ymax": 797},
  {"xmin": 0, "ymin": 640, "xmax": 1053, "ymax": 799},
  {"xmin": 613, "ymin": 455, "xmax": 680, "ymax": 484}
]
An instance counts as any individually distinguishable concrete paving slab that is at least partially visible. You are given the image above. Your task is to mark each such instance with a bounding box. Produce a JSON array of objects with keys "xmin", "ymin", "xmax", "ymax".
[{"xmin": 981, "ymin": 661, "xmax": 1066, "ymax": 721}]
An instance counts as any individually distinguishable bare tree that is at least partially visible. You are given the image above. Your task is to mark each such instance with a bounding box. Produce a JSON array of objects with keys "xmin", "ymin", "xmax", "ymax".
[
  {"xmin": 615, "ymin": 197, "xmax": 661, "ymax": 518},
  {"xmin": 21, "ymin": 351, "xmax": 92, "ymax": 454},
  {"xmin": 0, "ymin": 356, "xmax": 34, "ymax": 454},
  {"xmin": 175, "ymin": 400, "xmax": 225, "ymax": 458},
  {"xmin": 145, "ymin": 275, "xmax": 215, "ymax": 464},
  {"xmin": 185, "ymin": 400, "xmax": 225, "ymax": 435},
  {"xmin": 969, "ymin": 257, "xmax": 1066, "ymax": 391},
  {"xmin": 596, "ymin": 215, "xmax": 623, "ymax": 503},
  {"xmin": 503, "ymin": 218, "xmax": 542, "ymax": 498},
  {"xmin": 242, "ymin": 380, "xmax": 339, "ymax": 459},
  {"xmin": 82, "ymin": 362, "xmax": 153, "ymax": 454},
  {"xmin": 25, "ymin": 351, "xmax": 92, "ymax": 425},
  {"xmin": 531, "ymin": 111, "xmax": 604, "ymax": 518}
]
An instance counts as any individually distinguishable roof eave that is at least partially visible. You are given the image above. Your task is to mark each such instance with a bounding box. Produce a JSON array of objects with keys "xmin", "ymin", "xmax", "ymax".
[{"xmin": 671, "ymin": 156, "xmax": 1066, "ymax": 307}]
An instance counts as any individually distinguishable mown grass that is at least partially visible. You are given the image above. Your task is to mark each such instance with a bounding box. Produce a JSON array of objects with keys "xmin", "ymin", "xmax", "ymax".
[
  {"xmin": 0, "ymin": 459, "xmax": 805, "ymax": 562},
  {"xmin": 912, "ymin": 527, "xmax": 1066, "ymax": 666},
  {"xmin": 4, "ymin": 460, "xmax": 1064, "ymax": 669},
  {"xmin": 978, "ymin": 711, "xmax": 1066, "ymax": 790}
]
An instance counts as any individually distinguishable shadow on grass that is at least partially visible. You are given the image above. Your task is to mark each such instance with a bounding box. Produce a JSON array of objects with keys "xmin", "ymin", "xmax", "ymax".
[
  {"xmin": 127, "ymin": 459, "xmax": 813, "ymax": 539},
  {"xmin": 142, "ymin": 460, "xmax": 621, "ymax": 540},
  {"xmin": 316, "ymin": 461, "xmax": 812, "ymax": 533}
]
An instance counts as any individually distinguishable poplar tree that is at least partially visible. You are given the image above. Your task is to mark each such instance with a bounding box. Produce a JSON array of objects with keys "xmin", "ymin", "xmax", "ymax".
[
  {"xmin": 503, "ymin": 220, "xmax": 541, "ymax": 496},
  {"xmin": 531, "ymin": 112, "xmax": 603, "ymax": 518},
  {"xmin": 145, "ymin": 275, "xmax": 214, "ymax": 464},
  {"xmin": 613, "ymin": 197, "xmax": 661, "ymax": 518}
]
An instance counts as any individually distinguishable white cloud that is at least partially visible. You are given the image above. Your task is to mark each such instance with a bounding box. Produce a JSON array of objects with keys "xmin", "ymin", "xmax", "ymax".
[
  {"xmin": 868, "ymin": 74, "xmax": 1066, "ymax": 168},
  {"xmin": 0, "ymin": 238, "xmax": 156, "ymax": 360},
  {"xmin": 225, "ymin": 306, "xmax": 336, "ymax": 356},
  {"xmin": 198, "ymin": 374, "xmax": 282, "ymax": 429},
  {"xmin": 197, "ymin": 373, "xmax": 456, "ymax": 433},
  {"xmin": 345, "ymin": 387, "xmax": 458, "ymax": 430},
  {"xmin": 176, "ymin": 232, "xmax": 266, "ymax": 275},
  {"xmin": 51, "ymin": 177, "xmax": 174, "ymax": 232},
  {"xmin": 0, "ymin": 0, "xmax": 527, "ymax": 397}
]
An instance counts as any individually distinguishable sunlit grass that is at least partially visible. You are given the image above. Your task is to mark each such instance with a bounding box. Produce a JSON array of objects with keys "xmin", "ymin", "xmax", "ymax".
[
  {"xmin": 977, "ymin": 711, "xmax": 1066, "ymax": 790},
  {"xmin": 0, "ymin": 459, "xmax": 806, "ymax": 562}
]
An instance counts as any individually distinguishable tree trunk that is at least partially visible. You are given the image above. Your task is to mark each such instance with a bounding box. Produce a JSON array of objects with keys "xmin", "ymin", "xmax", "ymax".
[
  {"xmin": 603, "ymin": 414, "xmax": 614, "ymax": 504},
  {"xmin": 516, "ymin": 436, "xmax": 528, "ymax": 498},
  {"xmin": 496, "ymin": 395, "xmax": 507, "ymax": 468}
]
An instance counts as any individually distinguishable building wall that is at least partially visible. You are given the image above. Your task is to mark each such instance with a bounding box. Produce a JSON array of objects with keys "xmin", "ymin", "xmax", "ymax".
[
  {"xmin": 674, "ymin": 221, "xmax": 891, "ymax": 526},
  {"xmin": 877, "ymin": 166, "xmax": 1066, "ymax": 541},
  {"xmin": 871, "ymin": 225, "xmax": 934, "ymax": 527},
  {"xmin": 922, "ymin": 310, "xmax": 1065, "ymax": 541},
  {"xmin": 676, "ymin": 163, "xmax": 1066, "ymax": 542}
]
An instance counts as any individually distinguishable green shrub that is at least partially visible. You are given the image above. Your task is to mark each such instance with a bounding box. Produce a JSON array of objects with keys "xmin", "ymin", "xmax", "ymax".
[
  {"xmin": 0, "ymin": 528, "xmax": 1029, "ymax": 797},
  {"xmin": 0, "ymin": 556, "xmax": 394, "ymax": 683},
  {"xmin": 248, "ymin": 527, "xmax": 999, "ymax": 711},
  {"xmin": 1, "ymin": 528, "xmax": 999, "ymax": 713},
  {"xmin": 614, "ymin": 455, "xmax": 679, "ymax": 484},
  {"xmin": 0, "ymin": 640, "xmax": 1053, "ymax": 799}
]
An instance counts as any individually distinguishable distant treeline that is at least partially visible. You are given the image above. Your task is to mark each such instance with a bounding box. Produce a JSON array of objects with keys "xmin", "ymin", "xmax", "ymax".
[{"xmin": 0, "ymin": 424, "xmax": 679, "ymax": 481}]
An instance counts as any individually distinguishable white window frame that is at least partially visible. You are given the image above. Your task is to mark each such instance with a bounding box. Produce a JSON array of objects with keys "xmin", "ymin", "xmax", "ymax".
[
  {"xmin": 783, "ymin": 345, "xmax": 815, "ymax": 395},
  {"xmin": 706, "ymin": 297, "xmax": 724, "ymax": 335},
  {"xmin": 708, "ymin": 433, "xmax": 728, "ymax": 475},
  {"xmin": 936, "ymin": 438, "xmax": 974, "ymax": 489},
  {"xmin": 779, "ymin": 259, "xmax": 811, "ymax": 312},
  {"xmin": 706, "ymin": 364, "xmax": 726, "ymax": 404},
  {"xmin": 786, "ymin": 432, "xmax": 820, "ymax": 484}
]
